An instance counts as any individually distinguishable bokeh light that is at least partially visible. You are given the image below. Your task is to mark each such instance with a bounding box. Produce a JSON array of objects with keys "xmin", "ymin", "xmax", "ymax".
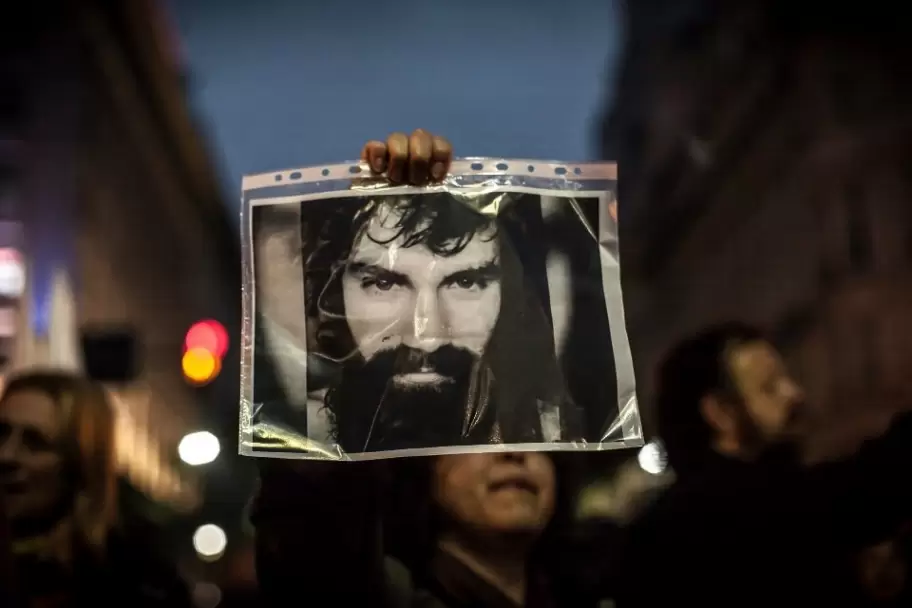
[
  {"xmin": 179, "ymin": 431, "xmax": 220, "ymax": 466},
  {"xmin": 193, "ymin": 524, "xmax": 227, "ymax": 561}
]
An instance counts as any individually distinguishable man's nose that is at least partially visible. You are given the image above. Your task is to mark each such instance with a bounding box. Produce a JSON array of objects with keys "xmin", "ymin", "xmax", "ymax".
[
  {"xmin": 404, "ymin": 289, "xmax": 447, "ymax": 351},
  {"xmin": 784, "ymin": 379, "xmax": 806, "ymax": 405}
]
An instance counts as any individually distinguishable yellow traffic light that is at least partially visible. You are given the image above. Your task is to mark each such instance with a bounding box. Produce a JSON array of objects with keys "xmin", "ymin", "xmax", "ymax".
[{"xmin": 182, "ymin": 346, "xmax": 221, "ymax": 385}]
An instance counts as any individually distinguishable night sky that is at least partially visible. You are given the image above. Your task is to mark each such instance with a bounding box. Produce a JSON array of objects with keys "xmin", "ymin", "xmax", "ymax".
[{"xmin": 166, "ymin": 0, "xmax": 622, "ymax": 201}]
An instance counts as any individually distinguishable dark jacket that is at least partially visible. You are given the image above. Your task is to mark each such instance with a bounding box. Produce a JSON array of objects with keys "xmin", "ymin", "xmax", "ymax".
[
  {"xmin": 0, "ymin": 499, "xmax": 13, "ymax": 607},
  {"xmin": 615, "ymin": 413, "xmax": 912, "ymax": 607},
  {"xmin": 10, "ymin": 530, "xmax": 191, "ymax": 608}
]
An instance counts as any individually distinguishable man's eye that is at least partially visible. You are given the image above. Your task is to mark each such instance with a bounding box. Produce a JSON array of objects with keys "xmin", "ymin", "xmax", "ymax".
[
  {"xmin": 452, "ymin": 277, "xmax": 489, "ymax": 290},
  {"xmin": 362, "ymin": 278, "xmax": 395, "ymax": 291}
]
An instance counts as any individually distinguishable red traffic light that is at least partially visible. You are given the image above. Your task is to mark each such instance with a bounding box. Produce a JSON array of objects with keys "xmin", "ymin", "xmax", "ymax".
[{"xmin": 185, "ymin": 320, "xmax": 229, "ymax": 358}]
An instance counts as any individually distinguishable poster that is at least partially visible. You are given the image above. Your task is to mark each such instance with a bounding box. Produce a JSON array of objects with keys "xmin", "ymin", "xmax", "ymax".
[{"xmin": 240, "ymin": 159, "xmax": 641, "ymax": 460}]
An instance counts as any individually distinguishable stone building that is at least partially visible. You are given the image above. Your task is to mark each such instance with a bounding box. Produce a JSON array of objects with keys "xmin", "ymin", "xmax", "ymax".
[{"xmin": 601, "ymin": 0, "xmax": 912, "ymax": 457}]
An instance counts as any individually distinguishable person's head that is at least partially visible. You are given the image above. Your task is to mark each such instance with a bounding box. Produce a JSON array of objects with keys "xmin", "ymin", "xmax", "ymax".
[
  {"xmin": 307, "ymin": 194, "xmax": 508, "ymax": 450},
  {"xmin": 311, "ymin": 194, "xmax": 501, "ymax": 368},
  {"xmin": 856, "ymin": 539, "xmax": 908, "ymax": 603},
  {"xmin": 341, "ymin": 196, "xmax": 501, "ymax": 369},
  {"xmin": 382, "ymin": 450, "xmax": 571, "ymax": 580},
  {"xmin": 252, "ymin": 204, "xmax": 309, "ymax": 343},
  {"xmin": 656, "ymin": 323, "xmax": 806, "ymax": 476},
  {"xmin": 433, "ymin": 452, "xmax": 556, "ymax": 540},
  {"xmin": 0, "ymin": 371, "xmax": 117, "ymax": 553}
]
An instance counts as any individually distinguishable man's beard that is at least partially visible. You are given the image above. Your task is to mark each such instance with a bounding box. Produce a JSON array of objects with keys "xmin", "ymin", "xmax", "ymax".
[
  {"xmin": 324, "ymin": 344, "xmax": 493, "ymax": 452},
  {"xmin": 734, "ymin": 405, "xmax": 806, "ymax": 465}
]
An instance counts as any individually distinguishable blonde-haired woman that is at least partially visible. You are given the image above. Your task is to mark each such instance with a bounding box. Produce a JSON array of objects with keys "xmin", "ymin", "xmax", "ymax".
[{"xmin": 0, "ymin": 371, "xmax": 189, "ymax": 607}]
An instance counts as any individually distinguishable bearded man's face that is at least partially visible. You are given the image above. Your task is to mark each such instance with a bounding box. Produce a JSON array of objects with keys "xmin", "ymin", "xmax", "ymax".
[{"xmin": 328, "ymin": 204, "xmax": 502, "ymax": 451}]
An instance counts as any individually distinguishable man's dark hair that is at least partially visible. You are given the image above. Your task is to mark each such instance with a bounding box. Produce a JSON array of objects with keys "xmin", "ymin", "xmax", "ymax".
[{"xmin": 655, "ymin": 322, "xmax": 767, "ymax": 477}]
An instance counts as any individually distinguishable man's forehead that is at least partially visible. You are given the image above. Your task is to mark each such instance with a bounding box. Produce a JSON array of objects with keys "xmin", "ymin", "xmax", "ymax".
[{"xmin": 727, "ymin": 340, "xmax": 783, "ymax": 380}]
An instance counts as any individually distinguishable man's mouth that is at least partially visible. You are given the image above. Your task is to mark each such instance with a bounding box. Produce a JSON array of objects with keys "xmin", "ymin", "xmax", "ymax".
[{"xmin": 392, "ymin": 371, "xmax": 451, "ymax": 387}]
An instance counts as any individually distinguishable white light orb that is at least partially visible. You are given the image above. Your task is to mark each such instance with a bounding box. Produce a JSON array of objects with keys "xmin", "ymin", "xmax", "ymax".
[
  {"xmin": 192, "ymin": 582, "xmax": 222, "ymax": 608},
  {"xmin": 193, "ymin": 524, "xmax": 227, "ymax": 560},
  {"xmin": 179, "ymin": 431, "xmax": 220, "ymax": 466},
  {"xmin": 637, "ymin": 441, "xmax": 668, "ymax": 475}
]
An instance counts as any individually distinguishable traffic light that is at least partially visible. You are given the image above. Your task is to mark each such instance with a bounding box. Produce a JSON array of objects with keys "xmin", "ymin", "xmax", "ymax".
[{"xmin": 182, "ymin": 320, "xmax": 228, "ymax": 385}]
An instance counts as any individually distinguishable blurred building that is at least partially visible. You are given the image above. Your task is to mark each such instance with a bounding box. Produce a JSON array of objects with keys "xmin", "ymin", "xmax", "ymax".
[
  {"xmin": 603, "ymin": 1, "xmax": 912, "ymax": 455},
  {"xmin": 3, "ymin": 0, "xmax": 242, "ymax": 516},
  {"xmin": 0, "ymin": 227, "xmax": 25, "ymax": 365}
]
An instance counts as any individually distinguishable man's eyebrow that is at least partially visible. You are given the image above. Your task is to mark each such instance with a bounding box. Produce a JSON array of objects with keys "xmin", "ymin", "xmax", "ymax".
[
  {"xmin": 346, "ymin": 261, "xmax": 408, "ymax": 281},
  {"xmin": 442, "ymin": 260, "xmax": 501, "ymax": 281}
]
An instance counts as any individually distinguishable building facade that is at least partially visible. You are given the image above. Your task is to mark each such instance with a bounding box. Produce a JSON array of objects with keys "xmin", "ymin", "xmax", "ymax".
[
  {"xmin": 602, "ymin": 1, "xmax": 912, "ymax": 457},
  {"xmin": 4, "ymin": 0, "xmax": 242, "ymax": 511}
]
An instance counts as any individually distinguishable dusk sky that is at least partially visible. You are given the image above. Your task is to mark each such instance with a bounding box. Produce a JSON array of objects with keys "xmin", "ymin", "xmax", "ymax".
[{"xmin": 166, "ymin": 0, "xmax": 622, "ymax": 200}]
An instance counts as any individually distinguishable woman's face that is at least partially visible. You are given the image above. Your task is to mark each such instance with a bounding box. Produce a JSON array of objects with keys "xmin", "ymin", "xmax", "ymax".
[
  {"xmin": 433, "ymin": 452, "xmax": 556, "ymax": 535},
  {"xmin": 0, "ymin": 390, "xmax": 67, "ymax": 522}
]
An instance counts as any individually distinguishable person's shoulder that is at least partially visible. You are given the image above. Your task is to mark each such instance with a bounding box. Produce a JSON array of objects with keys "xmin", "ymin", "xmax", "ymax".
[
  {"xmin": 627, "ymin": 460, "xmax": 807, "ymax": 553},
  {"xmin": 383, "ymin": 556, "xmax": 449, "ymax": 608},
  {"xmin": 100, "ymin": 534, "xmax": 192, "ymax": 606},
  {"xmin": 618, "ymin": 477, "xmax": 748, "ymax": 601},
  {"xmin": 657, "ymin": 457, "xmax": 790, "ymax": 506},
  {"xmin": 623, "ymin": 482, "xmax": 680, "ymax": 538},
  {"xmin": 624, "ymin": 471, "xmax": 742, "ymax": 540},
  {"xmin": 384, "ymin": 556, "xmax": 412, "ymax": 581}
]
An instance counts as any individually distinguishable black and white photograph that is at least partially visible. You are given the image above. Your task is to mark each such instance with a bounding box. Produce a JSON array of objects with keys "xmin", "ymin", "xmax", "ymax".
[{"xmin": 242, "ymin": 170, "xmax": 637, "ymax": 459}]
